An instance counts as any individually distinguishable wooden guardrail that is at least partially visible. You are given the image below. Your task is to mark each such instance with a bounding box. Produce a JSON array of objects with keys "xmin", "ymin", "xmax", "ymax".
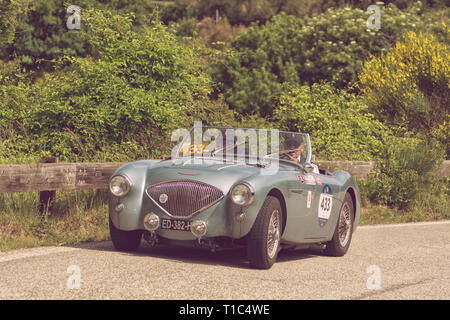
[
  {"xmin": 1, "ymin": 159, "xmax": 449, "ymax": 213},
  {"xmin": 1, "ymin": 160, "xmax": 448, "ymax": 193},
  {"xmin": 0, "ymin": 160, "xmax": 376, "ymax": 194},
  {"xmin": 317, "ymin": 160, "xmax": 450, "ymax": 179},
  {"xmin": 0, "ymin": 162, "xmax": 125, "ymax": 193}
]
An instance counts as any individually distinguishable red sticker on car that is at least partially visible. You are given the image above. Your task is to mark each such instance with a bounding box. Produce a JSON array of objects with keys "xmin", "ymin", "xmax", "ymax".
[{"xmin": 315, "ymin": 176, "xmax": 323, "ymax": 185}]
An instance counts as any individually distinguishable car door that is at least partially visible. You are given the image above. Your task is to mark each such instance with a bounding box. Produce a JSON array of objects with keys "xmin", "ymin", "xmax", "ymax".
[
  {"xmin": 304, "ymin": 172, "xmax": 342, "ymax": 239},
  {"xmin": 281, "ymin": 169, "xmax": 317, "ymax": 243}
]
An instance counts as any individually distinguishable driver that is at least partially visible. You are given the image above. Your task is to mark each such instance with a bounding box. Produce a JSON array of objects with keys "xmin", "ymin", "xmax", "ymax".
[
  {"xmin": 283, "ymin": 137, "xmax": 319, "ymax": 173},
  {"xmin": 282, "ymin": 138, "xmax": 306, "ymax": 164}
]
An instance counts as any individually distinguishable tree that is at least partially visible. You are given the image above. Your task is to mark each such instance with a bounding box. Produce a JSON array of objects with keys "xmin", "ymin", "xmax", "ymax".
[
  {"xmin": 0, "ymin": 0, "xmax": 29, "ymax": 47},
  {"xmin": 0, "ymin": 0, "xmax": 179, "ymax": 73},
  {"xmin": 0, "ymin": 0, "xmax": 95, "ymax": 72},
  {"xmin": 214, "ymin": 2, "xmax": 445, "ymax": 116}
]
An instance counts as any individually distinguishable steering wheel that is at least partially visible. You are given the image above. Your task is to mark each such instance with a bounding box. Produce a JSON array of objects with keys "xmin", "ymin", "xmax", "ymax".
[{"xmin": 279, "ymin": 150, "xmax": 298, "ymax": 162}]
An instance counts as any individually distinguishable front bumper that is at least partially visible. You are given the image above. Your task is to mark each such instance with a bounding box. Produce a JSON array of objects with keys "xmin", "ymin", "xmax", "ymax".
[{"xmin": 109, "ymin": 191, "xmax": 248, "ymax": 241}]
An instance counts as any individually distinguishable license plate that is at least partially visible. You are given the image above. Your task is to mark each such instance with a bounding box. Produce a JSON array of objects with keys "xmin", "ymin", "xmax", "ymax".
[{"xmin": 160, "ymin": 218, "xmax": 192, "ymax": 232}]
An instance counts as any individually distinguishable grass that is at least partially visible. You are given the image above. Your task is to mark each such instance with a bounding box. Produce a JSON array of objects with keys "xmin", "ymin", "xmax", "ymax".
[
  {"xmin": 359, "ymin": 177, "xmax": 450, "ymax": 225},
  {"xmin": 360, "ymin": 204, "xmax": 450, "ymax": 225},
  {"xmin": 0, "ymin": 190, "xmax": 110, "ymax": 251},
  {"xmin": 0, "ymin": 187, "xmax": 449, "ymax": 251}
]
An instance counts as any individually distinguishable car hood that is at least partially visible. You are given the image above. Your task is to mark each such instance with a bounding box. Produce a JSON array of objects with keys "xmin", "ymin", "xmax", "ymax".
[{"xmin": 145, "ymin": 158, "xmax": 263, "ymax": 193}]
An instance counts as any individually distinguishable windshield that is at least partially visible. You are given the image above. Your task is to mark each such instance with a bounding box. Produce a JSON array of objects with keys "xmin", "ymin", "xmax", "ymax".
[{"xmin": 173, "ymin": 126, "xmax": 311, "ymax": 166}]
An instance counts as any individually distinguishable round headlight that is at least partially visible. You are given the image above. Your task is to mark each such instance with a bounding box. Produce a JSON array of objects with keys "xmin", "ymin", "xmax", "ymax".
[
  {"xmin": 231, "ymin": 183, "xmax": 255, "ymax": 206},
  {"xmin": 109, "ymin": 175, "xmax": 131, "ymax": 197}
]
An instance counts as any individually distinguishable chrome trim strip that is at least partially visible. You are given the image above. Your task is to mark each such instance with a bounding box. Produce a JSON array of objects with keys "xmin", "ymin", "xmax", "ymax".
[{"xmin": 243, "ymin": 182, "xmax": 255, "ymax": 205}]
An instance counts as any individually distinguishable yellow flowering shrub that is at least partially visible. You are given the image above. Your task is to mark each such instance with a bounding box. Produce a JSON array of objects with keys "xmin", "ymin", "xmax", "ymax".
[{"xmin": 359, "ymin": 31, "xmax": 449, "ymax": 136}]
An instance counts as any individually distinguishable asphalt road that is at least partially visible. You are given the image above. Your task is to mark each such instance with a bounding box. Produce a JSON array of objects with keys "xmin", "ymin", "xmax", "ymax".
[{"xmin": 1, "ymin": 221, "xmax": 449, "ymax": 300}]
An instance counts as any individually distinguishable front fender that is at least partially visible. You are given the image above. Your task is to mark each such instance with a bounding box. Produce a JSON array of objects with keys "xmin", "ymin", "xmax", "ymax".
[
  {"xmin": 109, "ymin": 160, "xmax": 161, "ymax": 230},
  {"xmin": 232, "ymin": 179, "xmax": 289, "ymax": 239}
]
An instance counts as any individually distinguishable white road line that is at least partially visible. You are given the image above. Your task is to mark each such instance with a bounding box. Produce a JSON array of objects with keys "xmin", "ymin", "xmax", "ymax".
[
  {"xmin": 0, "ymin": 246, "xmax": 78, "ymax": 263},
  {"xmin": 359, "ymin": 220, "xmax": 450, "ymax": 229},
  {"xmin": 1, "ymin": 221, "xmax": 449, "ymax": 262}
]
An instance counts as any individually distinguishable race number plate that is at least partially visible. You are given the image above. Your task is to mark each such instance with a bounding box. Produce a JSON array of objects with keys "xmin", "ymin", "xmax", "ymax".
[
  {"xmin": 160, "ymin": 218, "xmax": 192, "ymax": 232},
  {"xmin": 318, "ymin": 184, "xmax": 333, "ymax": 228},
  {"xmin": 318, "ymin": 193, "xmax": 333, "ymax": 220}
]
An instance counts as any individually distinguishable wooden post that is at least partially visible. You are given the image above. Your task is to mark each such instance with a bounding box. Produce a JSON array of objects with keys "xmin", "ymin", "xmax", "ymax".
[
  {"xmin": 215, "ymin": 9, "xmax": 220, "ymax": 23},
  {"xmin": 39, "ymin": 157, "xmax": 58, "ymax": 214}
]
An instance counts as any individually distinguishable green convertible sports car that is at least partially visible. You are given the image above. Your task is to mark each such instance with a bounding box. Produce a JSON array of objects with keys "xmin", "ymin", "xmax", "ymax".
[{"xmin": 108, "ymin": 125, "xmax": 361, "ymax": 269}]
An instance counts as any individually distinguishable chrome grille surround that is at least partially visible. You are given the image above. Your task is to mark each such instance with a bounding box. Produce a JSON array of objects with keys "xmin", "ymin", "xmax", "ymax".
[{"xmin": 146, "ymin": 180, "xmax": 224, "ymax": 218}]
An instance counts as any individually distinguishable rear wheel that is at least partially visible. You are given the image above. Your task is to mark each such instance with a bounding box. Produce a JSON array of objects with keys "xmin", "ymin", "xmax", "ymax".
[
  {"xmin": 324, "ymin": 193, "xmax": 354, "ymax": 256},
  {"xmin": 247, "ymin": 196, "xmax": 283, "ymax": 269},
  {"xmin": 109, "ymin": 217, "xmax": 142, "ymax": 252}
]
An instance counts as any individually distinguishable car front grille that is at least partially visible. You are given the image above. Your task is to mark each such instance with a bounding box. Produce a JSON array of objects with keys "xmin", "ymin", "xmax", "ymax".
[{"xmin": 146, "ymin": 180, "xmax": 224, "ymax": 218}]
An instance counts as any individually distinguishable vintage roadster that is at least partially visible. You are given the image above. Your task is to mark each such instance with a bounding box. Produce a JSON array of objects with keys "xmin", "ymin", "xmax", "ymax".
[{"xmin": 108, "ymin": 125, "xmax": 361, "ymax": 269}]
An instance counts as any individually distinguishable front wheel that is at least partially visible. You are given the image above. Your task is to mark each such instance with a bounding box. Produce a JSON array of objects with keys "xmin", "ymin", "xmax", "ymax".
[
  {"xmin": 247, "ymin": 196, "xmax": 283, "ymax": 269},
  {"xmin": 109, "ymin": 217, "xmax": 142, "ymax": 252},
  {"xmin": 324, "ymin": 193, "xmax": 354, "ymax": 256}
]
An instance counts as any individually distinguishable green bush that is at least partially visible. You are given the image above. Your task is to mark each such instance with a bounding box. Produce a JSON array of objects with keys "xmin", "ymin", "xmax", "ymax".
[
  {"xmin": 0, "ymin": 0, "xmax": 191, "ymax": 73},
  {"xmin": 274, "ymin": 83, "xmax": 388, "ymax": 160},
  {"xmin": 168, "ymin": 17, "xmax": 199, "ymax": 38},
  {"xmin": 159, "ymin": 0, "xmax": 199, "ymax": 25},
  {"xmin": 214, "ymin": 2, "xmax": 448, "ymax": 116},
  {"xmin": 214, "ymin": 13, "xmax": 303, "ymax": 115},
  {"xmin": 360, "ymin": 135, "xmax": 446, "ymax": 210},
  {"xmin": 0, "ymin": 9, "xmax": 211, "ymax": 162}
]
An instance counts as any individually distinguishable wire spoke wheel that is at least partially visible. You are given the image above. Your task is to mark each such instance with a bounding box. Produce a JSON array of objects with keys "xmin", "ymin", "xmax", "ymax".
[
  {"xmin": 267, "ymin": 209, "xmax": 281, "ymax": 259},
  {"xmin": 338, "ymin": 203, "xmax": 352, "ymax": 247},
  {"xmin": 247, "ymin": 196, "xmax": 283, "ymax": 269}
]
